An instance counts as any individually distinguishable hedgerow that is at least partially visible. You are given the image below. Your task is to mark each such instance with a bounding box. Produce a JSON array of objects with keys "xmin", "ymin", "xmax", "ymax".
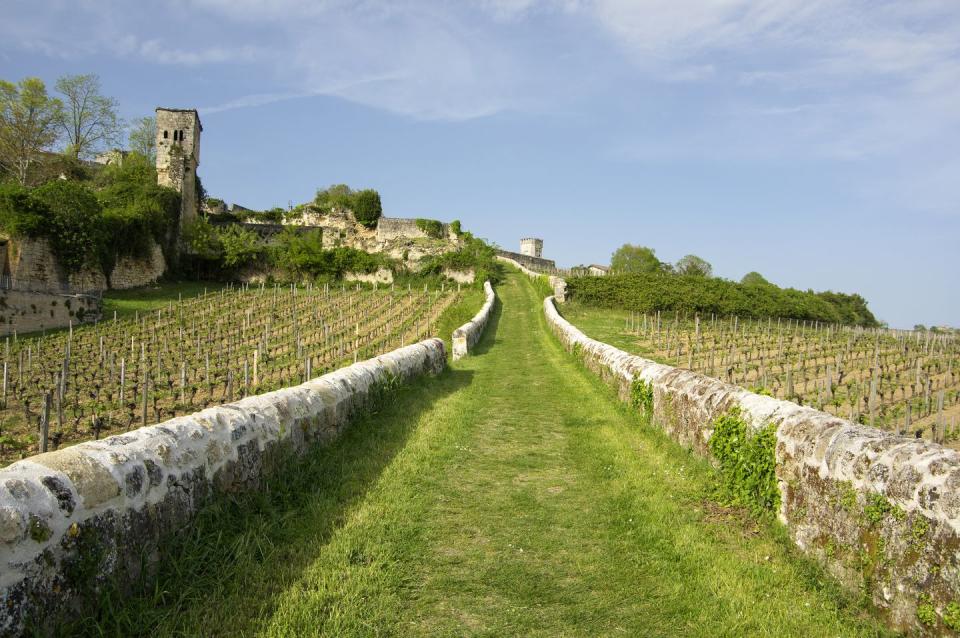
[{"xmin": 566, "ymin": 273, "xmax": 878, "ymax": 326}]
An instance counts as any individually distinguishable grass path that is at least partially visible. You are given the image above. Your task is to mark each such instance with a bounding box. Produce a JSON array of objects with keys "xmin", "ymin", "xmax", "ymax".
[{"xmin": 85, "ymin": 274, "xmax": 890, "ymax": 637}]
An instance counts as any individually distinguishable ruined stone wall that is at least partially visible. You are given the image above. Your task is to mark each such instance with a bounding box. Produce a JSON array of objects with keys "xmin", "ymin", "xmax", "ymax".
[
  {"xmin": 6, "ymin": 237, "xmax": 105, "ymax": 292},
  {"xmin": 0, "ymin": 338, "xmax": 446, "ymax": 636},
  {"xmin": 376, "ymin": 217, "xmax": 454, "ymax": 243},
  {"xmin": 452, "ymin": 281, "xmax": 495, "ymax": 361},
  {"xmin": 5, "ymin": 237, "xmax": 166, "ymax": 293},
  {"xmin": 0, "ymin": 291, "xmax": 100, "ymax": 336},
  {"xmin": 108, "ymin": 242, "xmax": 166, "ymax": 289},
  {"xmin": 543, "ymin": 295, "xmax": 960, "ymax": 634}
]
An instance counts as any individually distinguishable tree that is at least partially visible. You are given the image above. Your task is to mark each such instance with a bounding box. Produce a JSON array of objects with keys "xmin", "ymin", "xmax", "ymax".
[
  {"xmin": 55, "ymin": 74, "xmax": 122, "ymax": 159},
  {"xmin": 741, "ymin": 271, "xmax": 770, "ymax": 286},
  {"xmin": 128, "ymin": 116, "xmax": 156, "ymax": 162},
  {"xmin": 0, "ymin": 77, "xmax": 63, "ymax": 185},
  {"xmin": 351, "ymin": 189, "xmax": 382, "ymax": 228},
  {"xmin": 610, "ymin": 244, "xmax": 663, "ymax": 274},
  {"xmin": 675, "ymin": 254, "xmax": 713, "ymax": 277}
]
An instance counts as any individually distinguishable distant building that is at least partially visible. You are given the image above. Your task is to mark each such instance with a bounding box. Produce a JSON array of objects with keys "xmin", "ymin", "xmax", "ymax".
[
  {"xmin": 520, "ymin": 238, "xmax": 543, "ymax": 258},
  {"xmin": 588, "ymin": 264, "xmax": 609, "ymax": 276}
]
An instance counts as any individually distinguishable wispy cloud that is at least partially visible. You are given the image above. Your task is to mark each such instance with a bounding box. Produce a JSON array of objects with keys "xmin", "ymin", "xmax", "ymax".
[{"xmin": 3, "ymin": 0, "xmax": 959, "ymax": 212}]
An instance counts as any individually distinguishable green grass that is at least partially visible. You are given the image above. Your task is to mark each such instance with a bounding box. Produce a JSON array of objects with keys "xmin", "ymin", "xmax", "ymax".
[
  {"xmin": 74, "ymin": 274, "xmax": 891, "ymax": 637},
  {"xmin": 101, "ymin": 280, "xmax": 228, "ymax": 320}
]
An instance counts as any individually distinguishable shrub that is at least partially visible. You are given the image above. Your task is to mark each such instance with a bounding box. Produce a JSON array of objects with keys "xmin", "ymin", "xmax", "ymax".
[
  {"xmin": 271, "ymin": 228, "xmax": 390, "ymax": 279},
  {"xmin": 417, "ymin": 232, "xmax": 503, "ymax": 285},
  {"xmin": 217, "ymin": 225, "xmax": 263, "ymax": 267},
  {"xmin": 32, "ymin": 180, "xmax": 101, "ymax": 273},
  {"xmin": 0, "ymin": 183, "xmax": 48, "ymax": 237},
  {"xmin": 351, "ymin": 189, "xmax": 382, "ymax": 228},
  {"xmin": 416, "ymin": 218, "xmax": 444, "ymax": 239}
]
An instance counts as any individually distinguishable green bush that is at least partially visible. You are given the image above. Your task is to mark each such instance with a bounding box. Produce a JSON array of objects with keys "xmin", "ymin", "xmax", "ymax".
[
  {"xmin": 0, "ymin": 183, "xmax": 48, "ymax": 237},
  {"xmin": 709, "ymin": 408, "xmax": 780, "ymax": 514},
  {"xmin": 417, "ymin": 233, "xmax": 503, "ymax": 285},
  {"xmin": 567, "ymin": 273, "xmax": 878, "ymax": 327},
  {"xmin": 272, "ymin": 228, "xmax": 390, "ymax": 279},
  {"xmin": 217, "ymin": 225, "xmax": 263, "ymax": 267},
  {"xmin": 416, "ymin": 218, "xmax": 444, "ymax": 239},
  {"xmin": 32, "ymin": 180, "xmax": 101, "ymax": 273},
  {"xmin": 351, "ymin": 189, "xmax": 382, "ymax": 228}
]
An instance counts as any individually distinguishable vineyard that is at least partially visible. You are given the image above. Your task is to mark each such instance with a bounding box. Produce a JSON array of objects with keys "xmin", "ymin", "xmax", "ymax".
[
  {"xmin": 561, "ymin": 304, "xmax": 960, "ymax": 445},
  {"xmin": 0, "ymin": 282, "xmax": 475, "ymax": 466}
]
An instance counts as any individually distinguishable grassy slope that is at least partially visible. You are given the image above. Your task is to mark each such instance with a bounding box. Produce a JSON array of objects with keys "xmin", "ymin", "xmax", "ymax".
[{"xmin": 78, "ymin": 275, "xmax": 890, "ymax": 637}]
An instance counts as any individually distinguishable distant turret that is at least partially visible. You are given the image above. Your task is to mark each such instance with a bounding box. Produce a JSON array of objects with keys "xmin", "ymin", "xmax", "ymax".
[{"xmin": 520, "ymin": 238, "xmax": 543, "ymax": 258}]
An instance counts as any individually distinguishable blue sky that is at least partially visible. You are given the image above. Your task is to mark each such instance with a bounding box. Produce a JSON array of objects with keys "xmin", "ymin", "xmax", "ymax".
[{"xmin": 2, "ymin": 0, "xmax": 958, "ymax": 328}]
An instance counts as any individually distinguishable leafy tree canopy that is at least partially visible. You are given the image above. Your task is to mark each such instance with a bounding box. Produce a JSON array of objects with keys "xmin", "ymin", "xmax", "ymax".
[
  {"xmin": 610, "ymin": 244, "xmax": 664, "ymax": 274},
  {"xmin": 741, "ymin": 271, "xmax": 771, "ymax": 286},
  {"xmin": 675, "ymin": 254, "xmax": 713, "ymax": 277}
]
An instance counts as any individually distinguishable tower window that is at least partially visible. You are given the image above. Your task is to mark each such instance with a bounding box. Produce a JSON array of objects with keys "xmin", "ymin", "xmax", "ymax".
[{"xmin": 163, "ymin": 130, "xmax": 168, "ymax": 139}]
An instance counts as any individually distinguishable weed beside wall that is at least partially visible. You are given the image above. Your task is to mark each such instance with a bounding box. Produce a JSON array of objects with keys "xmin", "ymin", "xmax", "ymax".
[{"xmin": 708, "ymin": 408, "xmax": 779, "ymax": 514}]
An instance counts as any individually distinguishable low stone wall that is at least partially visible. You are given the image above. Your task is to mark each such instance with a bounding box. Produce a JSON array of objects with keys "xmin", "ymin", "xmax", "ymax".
[
  {"xmin": 496, "ymin": 256, "xmax": 567, "ymax": 301},
  {"xmin": 452, "ymin": 281, "xmax": 495, "ymax": 360},
  {"xmin": 544, "ymin": 296, "xmax": 960, "ymax": 634},
  {"xmin": 0, "ymin": 339, "xmax": 446, "ymax": 636},
  {"xmin": 0, "ymin": 290, "xmax": 101, "ymax": 336}
]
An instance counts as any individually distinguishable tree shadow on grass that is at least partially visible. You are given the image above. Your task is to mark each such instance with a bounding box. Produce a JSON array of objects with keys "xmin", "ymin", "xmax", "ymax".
[{"xmin": 64, "ymin": 367, "xmax": 474, "ymax": 638}]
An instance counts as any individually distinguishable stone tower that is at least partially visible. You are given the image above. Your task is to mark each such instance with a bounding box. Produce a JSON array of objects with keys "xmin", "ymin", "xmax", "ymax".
[
  {"xmin": 520, "ymin": 238, "xmax": 543, "ymax": 258},
  {"xmin": 155, "ymin": 108, "xmax": 202, "ymax": 226}
]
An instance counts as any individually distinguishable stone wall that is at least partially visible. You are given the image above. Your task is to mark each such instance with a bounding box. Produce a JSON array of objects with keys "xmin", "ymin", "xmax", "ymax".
[
  {"xmin": 4, "ymin": 236, "xmax": 166, "ymax": 292},
  {"xmin": 543, "ymin": 295, "xmax": 960, "ymax": 634},
  {"xmin": 0, "ymin": 291, "xmax": 100, "ymax": 336},
  {"xmin": 452, "ymin": 281, "xmax": 496, "ymax": 360},
  {"xmin": 495, "ymin": 249, "xmax": 556, "ymax": 273},
  {"xmin": 109, "ymin": 242, "xmax": 166, "ymax": 289},
  {"xmin": 376, "ymin": 217, "xmax": 454, "ymax": 243},
  {"xmin": 0, "ymin": 338, "xmax": 446, "ymax": 636},
  {"xmin": 5, "ymin": 237, "xmax": 105, "ymax": 292}
]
